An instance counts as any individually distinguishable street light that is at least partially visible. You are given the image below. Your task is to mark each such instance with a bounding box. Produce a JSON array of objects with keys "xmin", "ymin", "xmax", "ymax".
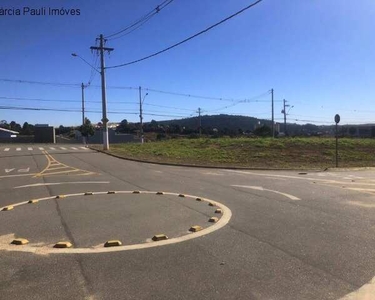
[
  {"xmin": 71, "ymin": 53, "xmax": 100, "ymax": 73},
  {"xmin": 72, "ymin": 52, "xmax": 103, "ymax": 147},
  {"xmin": 139, "ymin": 88, "xmax": 149, "ymax": 144}
]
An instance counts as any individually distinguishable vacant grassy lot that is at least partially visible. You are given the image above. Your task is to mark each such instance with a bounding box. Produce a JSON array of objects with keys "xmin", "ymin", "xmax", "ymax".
[{"xmin": 94, "ymin": 137, "xmax": 375, "ymax": 169}]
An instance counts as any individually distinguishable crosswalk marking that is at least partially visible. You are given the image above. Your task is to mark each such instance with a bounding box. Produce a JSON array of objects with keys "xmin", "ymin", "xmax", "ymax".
[{"xmin": 1, "ymin": 146, "xmax": 90, "ymax": 153}]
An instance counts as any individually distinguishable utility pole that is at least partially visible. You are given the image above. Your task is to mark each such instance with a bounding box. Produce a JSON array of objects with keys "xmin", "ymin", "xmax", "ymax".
[
  {"xmin": 198, "ymin": 107, "xmax": 202, "ymax": 136},
  {"xmin": 90, "ymin": 34, "xmax": 114, "ymax": 150},
  {"xmin": 139, "ymin": 86, "xmax": 148, "ymax": 144},
  {"xmin": 271, "ymin": 89, "xmax": 274, "ymax": 138},
  {"xmin": 139, "ymin": 86, "xmax": 143, "ymax": 144},
  {"xmin": 81, "ymin": 83, "xmax": 86, "ymax": 145},
  {"xmin": 282, "ymin": 99, "xmax": 290, "ymax": 135},
  {"xmin": 81, "ymin": 83, "xmax": 85, "ymax": 125}
]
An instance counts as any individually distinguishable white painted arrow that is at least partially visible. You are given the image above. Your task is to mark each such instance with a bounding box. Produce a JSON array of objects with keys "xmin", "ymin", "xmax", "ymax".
[
  {"xmin": 231, "ymin": 185, "xmax": 301, "ymax": 201},
  {"xmin": 5, "ymin": 168, "xmax": 15, "ymax": 173}
]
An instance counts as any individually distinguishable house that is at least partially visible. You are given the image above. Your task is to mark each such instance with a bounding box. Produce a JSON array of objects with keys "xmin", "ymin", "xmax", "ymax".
[{"xmin": 0, "ymin": 127, "xmax": 19, "ymax": 138}]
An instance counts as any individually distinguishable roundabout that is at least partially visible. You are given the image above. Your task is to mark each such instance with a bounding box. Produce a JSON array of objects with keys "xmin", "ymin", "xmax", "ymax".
[{"xmin": 0, "ymin": 191, "xmax": 232, "ymax": 254}]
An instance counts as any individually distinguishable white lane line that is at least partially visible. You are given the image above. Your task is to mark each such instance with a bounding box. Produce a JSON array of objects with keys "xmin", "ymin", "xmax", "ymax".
[
  {"xmin": 0, "ymin": 173, "xmax": 37, "ymax": 179},
  {"xmin": 80, "ymin": 147, "xmax": 89, "ymax": 150},
  {"xmin": 202, "ymin": 172, "xmax": 224, "ymax": 176},
  {"xmin": 60, "ymin": 147, "xmax": 67, "ymax": 150},
  {"xmin": 340, "ymin": 276, "xmax": 375, "ymax": 299},
  {"xmin": 49, "ymin": 147, "xmax": 56, "ymax": 150},
  {"xmin": 346, "ymin": 201, "xmax": 375, "ymax": 208},
  {"xmin": 14, "ymin": 181, "xmax": 110, "ymax": 189},
  {"xmin": 232, "ymin": 185, "xmax": 301, "ymax": 201},
  {"xmin": 0, "ymin": 191, "xmax": 232, "ymax": 254},
  {"xmin": 4, "ymin": 148, "xmax": 9, "ymax": 152},
  {"xmin": 16, "ymin": 148, "xmax": 21, "ymax": 151},
  {"xmin": 225, "ymin": 170, "xmax": 360, "ymax": 186},
  {"xmin": 28, "ymin": 147, "xmax": 33, "ymax": 151},
  {"xmin": 71, "ymin": 147, "xmax": 78, "ymax": 150},
  {"xmin": 39, "ymin": 147, "xmax": 44, "ymax": 150},
  {"xmin": 346, "ymin": 188, "xmax": 375, "ymax": 192}
]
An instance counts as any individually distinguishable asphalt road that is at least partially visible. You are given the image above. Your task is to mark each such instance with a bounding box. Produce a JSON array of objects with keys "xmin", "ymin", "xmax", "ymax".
[{"xmin": 1, "ymin": 144, "xmax": 375, "ymax": 300}]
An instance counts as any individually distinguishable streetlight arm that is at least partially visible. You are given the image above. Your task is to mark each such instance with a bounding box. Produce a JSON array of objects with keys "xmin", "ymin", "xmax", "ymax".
[
  {"xmin": 71, "ymin": 53, "xmax": 100, "ymax": 74},
  {"xmin": 142, "ymin": 93, "xmax": 149, "ymax": 105}
]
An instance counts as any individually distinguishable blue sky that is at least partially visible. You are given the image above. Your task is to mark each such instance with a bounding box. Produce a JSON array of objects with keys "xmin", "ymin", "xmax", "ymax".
[{"xmin": 0, "ymin": 0, "xmax": 374, "ymax": 127}]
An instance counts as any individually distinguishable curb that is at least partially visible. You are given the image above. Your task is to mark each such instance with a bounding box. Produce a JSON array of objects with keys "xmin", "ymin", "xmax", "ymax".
[{"xmin": 88, "ymin": 146, "xmax": 326, "ymax": 172}]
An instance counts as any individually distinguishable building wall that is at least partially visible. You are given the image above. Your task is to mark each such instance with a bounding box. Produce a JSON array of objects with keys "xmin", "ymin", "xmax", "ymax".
[
  {"xmin": 34, "ymin": 126, "xmax": 56, "ymax": 143},
  {"xmin": 0, "ymin": 131, "xmax": 12, "ymax": 138}
]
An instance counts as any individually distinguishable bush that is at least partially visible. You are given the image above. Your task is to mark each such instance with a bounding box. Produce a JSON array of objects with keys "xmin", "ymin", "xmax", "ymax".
[
  {"xmin": 188, "ymin": 133, "xmax": 199, "ymax": 139},
  {"xmin": 156, "ymin": 133, "xmax": 167, "ymax": 140}
]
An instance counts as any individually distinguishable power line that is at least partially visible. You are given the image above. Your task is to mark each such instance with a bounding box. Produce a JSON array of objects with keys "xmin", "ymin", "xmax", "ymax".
[
  {"xmin": 0, "ymin": 96, "xmax": 137, "ymax": 105},
  {"xmin": 143, "ymin": 112, "xmax": 190, "ymax": 118},
  {"xmin": 0, "ymin": 78, "xmax": 80, "ymax": 88},
  {"xmin": 0, "ymin": 105, "xmax": 191, "ymax": 118},
  {"xmin": 206, "ymin": 91, "xmax": 272, "ymax": 113},
  {"xmin": 0, "ymin": 96, "xmax": 86, "ymax": 103},
  {"xmin": 143, "ymin": 87, "xmax": 252, "ymax": 102},
  {"xmin": 87, "ymin": 50, "xmax": 100, "ymax": 86},
  {"xmin": 0, "ymin": 78, "xmax": 271, "ymax": 104},
  {"xmin": 275, "ymin": 117, "xmax": 332, "ymax": 124},
  {"xmin": 105, "ymin": 0, "xmax": 174, "ymax": 39},
  {"xmin": 143, "ymin": 103, "xmax": 196, "ymax": 112},
  {"xmin": 106, "ymin": 0, "xmax": 264, "ymax": 69}
]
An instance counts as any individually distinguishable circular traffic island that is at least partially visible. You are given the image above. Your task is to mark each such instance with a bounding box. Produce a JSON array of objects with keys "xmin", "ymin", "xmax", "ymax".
[{"xmin": 0, "ymin": 191, "xmax": 231, "ymax": 254}]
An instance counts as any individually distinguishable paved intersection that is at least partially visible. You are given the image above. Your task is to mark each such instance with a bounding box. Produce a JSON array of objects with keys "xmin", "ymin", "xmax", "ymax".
[{"xmin": 1, "ymin": 144, "xmax": 375, "ymax": 299}]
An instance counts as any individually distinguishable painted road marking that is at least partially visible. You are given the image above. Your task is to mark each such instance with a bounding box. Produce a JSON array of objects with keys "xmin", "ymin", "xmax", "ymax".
[
  {"xmin": 202, "ymin": 172, "xmax": 224, "ymax": 176},
  {"xmin": 80, "ymin": 147, "xmax": 89, "ymax": 150},
  {"xmin": 0, "ymin": 191, "xmax": 232, "ymax": 255},
  {"xmin": 5, "ymin": 169, "xmax": 15, "ymax": 173},
  {"xmin": 34, "ymin": 151, "xmax": 97, "ymax": 177},
  {"xmin": 16, "ymin": 148, "xmax": 21, "ymax": 151},
  {"xmin": 340, "ymin": 275, "xmax": 375, "ymax": 299},
  {"xmin": 18, "ymin": 168, "xmax": 30, "ymax": 173},
  {"xmin": 0, "ymin": 173, "xmax": 37, "ymax": 179},
  {"xmin": 232, "ymin": 185, "xmax": 301, "ymax": 201},
  {"xmin": 226, "ymin": 170, "xmax": 375, "ymax": 187},
  {"xmin": 27, "ymin": 147, "xmax": 33, "ymax": 151},
  {"xmin": 71, "ymin": 147, "xmax": 78, "ymax": 150},
  {"xmin": 4, "ymin": 148, "xmax": 9, "ymax": 152},
  {"xmin": 38, "ymin": 147, "xmax": 44, "ymax": 150},
  {"xmin": 60, "ymin": 147, "xmax": 67, "ymax": 150},
  {"xmin": 14, "ymin": 181, "xmax": 110, "ymax": 189},
  {"xmin": 49, "ymin": 147, "xmax": 56, "ymax": 150}
]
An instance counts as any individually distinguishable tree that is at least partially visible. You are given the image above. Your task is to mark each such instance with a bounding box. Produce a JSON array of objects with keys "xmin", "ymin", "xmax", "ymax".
[
  {"xmin": 253, "ymin": 125, "xmax": 272, "ymax": 137},
  {"xmin": 0, "ymin": 120, "xmax": 9, "ymax": 129},
  {"xmin": 116, "ymin": 119, "xmax": 129, "ymax": 133},
  {"xmin": 9, "ymin": 121, "xmax": 21, "ymax": 132},
  {"xmin": 21, "ymin": 122, "xmax": 34, "ymax": 135},
  {"xmin": 80, "ymin": 118, "xmax": 95, "ymax": 137}
]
